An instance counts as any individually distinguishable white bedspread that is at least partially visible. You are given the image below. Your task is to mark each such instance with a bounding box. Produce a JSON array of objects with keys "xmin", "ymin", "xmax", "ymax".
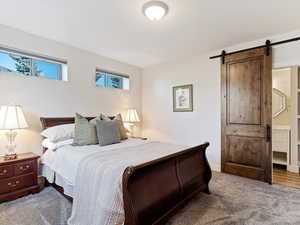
[
  {"xmin": 67, "ymin": 141, "xmax": 186, "ymax": 225},
  {"xmin": 42, "ymin": 139, "xmax": 148, "ymax": 188}
]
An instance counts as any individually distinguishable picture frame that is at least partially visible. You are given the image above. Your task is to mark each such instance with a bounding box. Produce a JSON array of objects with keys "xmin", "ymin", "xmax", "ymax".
[{"xmin": 173, "ymin": 84, "xmax": 193, "ymax": 112}]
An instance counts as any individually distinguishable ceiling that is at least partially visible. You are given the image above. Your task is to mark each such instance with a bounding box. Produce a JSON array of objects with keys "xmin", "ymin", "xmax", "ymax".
[{"xmin": 1, "ymin": 0, "xmax": 300, "ymax": 68}]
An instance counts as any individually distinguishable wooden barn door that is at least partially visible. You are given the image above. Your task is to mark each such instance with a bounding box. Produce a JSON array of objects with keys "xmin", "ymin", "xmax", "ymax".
[{"xmin": 221, "ymin": 48, "xmax": 272, "ymax": 183}]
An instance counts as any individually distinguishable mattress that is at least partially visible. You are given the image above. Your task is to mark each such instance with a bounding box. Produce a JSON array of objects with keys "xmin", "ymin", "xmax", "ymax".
[
  {"xmin": 41, "ymin": 164, "xmax": 75, "ymax": 196},
  {"xmin": 41, "ymin": 138, "xmax": 148, "ymax": 197}
]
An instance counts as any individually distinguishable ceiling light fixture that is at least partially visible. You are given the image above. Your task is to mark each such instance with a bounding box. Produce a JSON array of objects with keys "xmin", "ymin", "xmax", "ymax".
[{"xmin": 143, "ymin": 1, "xmax": 168, "ymax": 21}]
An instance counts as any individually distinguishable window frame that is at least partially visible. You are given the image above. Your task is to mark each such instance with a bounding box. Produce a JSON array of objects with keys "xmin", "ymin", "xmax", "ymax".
[
  {"xmin": 95, "ymin": 69, "xmax": 129, "ymax": 90},
  {"xmin": 0, "ymin": 46, "xmax": 67, "ymax": 81}
]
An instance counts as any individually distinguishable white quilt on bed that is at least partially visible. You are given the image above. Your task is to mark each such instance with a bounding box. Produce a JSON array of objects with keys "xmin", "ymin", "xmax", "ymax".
[
  {"xmin": 42, "ymin": 139, "xmax": 149, "ymax": 188},
  {"xmin": 67, "ymin": 141, "xmax": 186, "ymax": 225}
]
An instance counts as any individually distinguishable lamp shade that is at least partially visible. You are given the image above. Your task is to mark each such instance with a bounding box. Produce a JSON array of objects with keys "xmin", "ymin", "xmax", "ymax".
[
  {"xmin": 0, "ymin": 105, "xmax": 28, "ymax": 130},
  {"xmin": 124, "ymin": 109, "xmax": 140, "ymax": 123}
]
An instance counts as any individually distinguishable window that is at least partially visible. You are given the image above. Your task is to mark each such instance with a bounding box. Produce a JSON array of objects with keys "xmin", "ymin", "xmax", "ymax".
[
  {"xmin": 0, "ymin": 47, "xmax": 67, "ymax": 81},
  {"xmin": 96, "ymin": 70, "xmax": 129, "ymax": 90},
  {"xmin": 95, "ymin": 72, "xmax": 106, "ymax": 87}
]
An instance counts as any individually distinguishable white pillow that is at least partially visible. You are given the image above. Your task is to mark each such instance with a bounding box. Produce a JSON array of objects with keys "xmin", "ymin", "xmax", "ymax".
[
  {"xmin": 41, "ymin": 124, "xmax": 75, "ymax": 143},
  {"xmin": 42, "ymin": 138, "xmax": 74, "ymax": 151}
]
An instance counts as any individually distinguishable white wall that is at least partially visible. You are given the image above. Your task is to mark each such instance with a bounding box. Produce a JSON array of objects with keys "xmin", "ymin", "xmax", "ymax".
[
  {"xmin": 142, "ymin": 30, "xmax": 300, "ymax": 171},
  {"xmin": 0, "ymin": 24, "xmax": 142, "ymax": 156}
]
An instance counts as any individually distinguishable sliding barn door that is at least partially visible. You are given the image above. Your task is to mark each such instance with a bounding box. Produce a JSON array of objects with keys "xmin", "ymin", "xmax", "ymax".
[{"xmin": 221, "ymin": 48, "xmax": 272, "ymax": 183}]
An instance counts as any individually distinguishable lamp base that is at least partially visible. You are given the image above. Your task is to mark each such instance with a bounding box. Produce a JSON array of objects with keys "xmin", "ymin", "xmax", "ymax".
[
  {"xmin": 126, "ymin": 123, "xmax": 136, "ymax": 137},
  {"xmin": 4, "ymin": 153, "xmax": 17, "ymax": 160},
  {"xmin": 4, "ymin": 130, "xmax": 18, "ymax": 160}
]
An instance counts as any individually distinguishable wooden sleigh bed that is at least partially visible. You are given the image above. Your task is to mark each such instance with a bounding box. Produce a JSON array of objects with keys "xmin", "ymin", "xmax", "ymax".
[{"xmin": 40, "ymin": 117, "xmax": 212, "ymax": 225}]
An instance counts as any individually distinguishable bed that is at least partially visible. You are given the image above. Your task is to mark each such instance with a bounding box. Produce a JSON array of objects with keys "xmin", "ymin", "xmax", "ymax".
[{"xmin": 40, "ymin": 117, "xmax": 212, "ymax": 225}]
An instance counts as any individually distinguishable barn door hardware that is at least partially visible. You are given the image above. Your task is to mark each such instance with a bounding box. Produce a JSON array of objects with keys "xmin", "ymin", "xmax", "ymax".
[
  {"xmin": 265, "ymin": 40, "xmax": 271, "ymax": 56},
  {"xmin": 221, "ymin": 50, "xmax": 226, "ymax": 64},
  {"xmin": 210, "ymin": 36, "xmax": 300, "ymax": 60}
]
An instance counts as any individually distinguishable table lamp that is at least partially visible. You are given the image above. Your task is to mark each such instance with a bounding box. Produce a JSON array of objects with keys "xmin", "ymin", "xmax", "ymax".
[
  {"xmin": 0, "ymin": 105, "xmax": 28, "ymax": 159},
  {"xmin": 124, "ymin": 109, "xmax": 140, "ymax": 137}
]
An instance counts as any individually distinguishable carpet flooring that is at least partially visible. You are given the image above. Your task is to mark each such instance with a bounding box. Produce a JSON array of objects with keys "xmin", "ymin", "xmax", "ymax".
[{"xmin": 1, "ymin": 172, "xmax": 300, "ymax": 225}]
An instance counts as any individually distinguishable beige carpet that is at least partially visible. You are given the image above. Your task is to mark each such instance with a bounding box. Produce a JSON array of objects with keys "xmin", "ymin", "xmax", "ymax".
[{"xmin": 1, "ymin": 172, "xmax": 300, "ymax": 225}]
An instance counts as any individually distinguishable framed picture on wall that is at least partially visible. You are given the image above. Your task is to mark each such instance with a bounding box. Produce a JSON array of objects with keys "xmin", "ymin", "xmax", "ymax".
[{"xmin": 173, "ymin": 84, "xmax": 193, "ymax": 112}]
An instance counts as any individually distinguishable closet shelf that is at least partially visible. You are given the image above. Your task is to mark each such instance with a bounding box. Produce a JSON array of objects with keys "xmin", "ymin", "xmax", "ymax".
[
  {"xmin": 272, "ymin": 150, "xmax": 288, "ymax": 166},
  {"xmin": 273, "ymin": 158, "xmax": 288, "ymax": 166}
]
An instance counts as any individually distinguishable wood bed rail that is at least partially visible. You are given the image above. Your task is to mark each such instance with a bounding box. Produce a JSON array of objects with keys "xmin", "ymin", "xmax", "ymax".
[
  {"xmin": 122, "ymin": 142, "xmax": 211, "ymax": 225},
  {"xmin": 40, "ymin": 117, "xmax": 95, "ymax": 129}
]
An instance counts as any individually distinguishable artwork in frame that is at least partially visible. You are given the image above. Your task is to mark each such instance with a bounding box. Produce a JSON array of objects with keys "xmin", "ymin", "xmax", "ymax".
[{"xmin": 173, "ymin": 84, "xmax": 193, "ymax": 112}]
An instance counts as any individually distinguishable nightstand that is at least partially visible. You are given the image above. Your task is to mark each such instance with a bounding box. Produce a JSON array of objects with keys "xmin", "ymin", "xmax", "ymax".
[{"xmin": 0, "ymin": 153, "xmax": 40, "ymax": 202}]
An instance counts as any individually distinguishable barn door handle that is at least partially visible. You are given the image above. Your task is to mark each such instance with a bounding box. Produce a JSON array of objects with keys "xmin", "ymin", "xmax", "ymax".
[{"xmin": 266, "ymin": 125, "xmax": 271, "ymax": 142}]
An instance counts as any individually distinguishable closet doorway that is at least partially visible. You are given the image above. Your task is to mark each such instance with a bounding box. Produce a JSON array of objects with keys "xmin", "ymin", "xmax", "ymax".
[{"xmin": 272, "ymin": 66, "xmax": 300, "ymax": 188}]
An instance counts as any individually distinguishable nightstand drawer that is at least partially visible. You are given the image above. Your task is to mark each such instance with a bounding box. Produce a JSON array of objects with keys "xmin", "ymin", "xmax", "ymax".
[
  {"xmin": 0, "ymin": 165, "xmax": 14, "ymax": 180},
  {"xmin": 14, "ymin": 160, "xmax": 34, "ymax": 176},
  {"xmin": 0, "ymin": 174, "xmax": 34, "ymax": 194}
]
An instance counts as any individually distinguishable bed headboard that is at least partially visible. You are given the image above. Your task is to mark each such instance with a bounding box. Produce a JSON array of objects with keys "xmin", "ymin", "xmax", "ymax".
[{"xmin": 40, "ymin": 117, "xmax": 95, "ymax": 130}]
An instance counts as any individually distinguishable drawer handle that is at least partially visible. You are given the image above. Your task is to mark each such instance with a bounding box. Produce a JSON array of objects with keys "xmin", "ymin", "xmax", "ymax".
[
  {"xmin": 0, "ymin": 169, "xmax": 7, "ymax": 176},
  {"xmin": 19, "ymin": 165, "xmax": 30, "ymax": 171},
  {"xmin": 8, "ymin": 180, "xmax": 20, "ymax": 187}
]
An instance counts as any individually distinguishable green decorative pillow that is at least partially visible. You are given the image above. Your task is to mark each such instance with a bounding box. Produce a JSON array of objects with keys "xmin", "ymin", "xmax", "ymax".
[
  {"xmin": 100, "ymin": 113, "xmax": 128, "ymax": 140},
  {"xmin": 96, "ymin": 120, "xmax": 121, "ymax": 146},
  {"xmin": 73, "ymin": 113, "xmax": 98, "ymax": 146}
]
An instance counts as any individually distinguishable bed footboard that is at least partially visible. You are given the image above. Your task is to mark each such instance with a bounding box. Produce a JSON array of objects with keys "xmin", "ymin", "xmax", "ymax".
[{"xmin": 122, "ymin": 142, "xmax": 211, "ymax": 225}]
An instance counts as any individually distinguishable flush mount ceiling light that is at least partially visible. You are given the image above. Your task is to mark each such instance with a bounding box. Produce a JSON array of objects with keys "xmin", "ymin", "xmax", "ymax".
[{"xmin": 143, "ymin": 1, "xmax": 169, "ymax": 21}]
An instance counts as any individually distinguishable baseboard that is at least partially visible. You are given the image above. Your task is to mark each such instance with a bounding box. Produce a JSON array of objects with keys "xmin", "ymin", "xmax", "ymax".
[
  {"xmin": 210, "ymin": 163, "xmax": 221, "ymax": 172},
  {"xmin": 211, "ymin": 164, "xmax": 298, "ymax": 174},
  {"xmin": 287, "ymin": 165, "xmax": 299, "ymax": 173},
  {"xmin": 211, "ymin": 163, "xmax": 300, "ymax": 174}
]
